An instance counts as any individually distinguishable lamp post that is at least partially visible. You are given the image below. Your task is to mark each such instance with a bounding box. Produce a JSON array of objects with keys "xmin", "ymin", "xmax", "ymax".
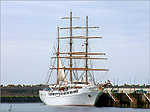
[
  {"xmin": 117, "ymin": 78, "xmax": 121, "ymax": 86},
  {"xmin": 134, "ymin": 77, "xmax": 138, "ymax": 85},
  {"xmin": 126, "ymin": 78, "xmax": 131, "ymax": 85},
  {"xmin": 134, "ymin": 77, "xmax": 138, "ymax": 92},
  {"xmin": 117, "ymin": 78, "xmax": 121, "ymax": 92}
]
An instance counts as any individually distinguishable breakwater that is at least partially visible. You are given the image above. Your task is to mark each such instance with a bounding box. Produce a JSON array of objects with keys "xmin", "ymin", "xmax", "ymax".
[{"xmin": 1, "ymin": 84, "xmax": 150, "ymax": 108}]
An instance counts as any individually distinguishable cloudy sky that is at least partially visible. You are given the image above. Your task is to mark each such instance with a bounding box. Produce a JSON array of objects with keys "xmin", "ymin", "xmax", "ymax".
[{"xmin": 1, "ymin": 1, "xmax": 149, "ymax": 85}]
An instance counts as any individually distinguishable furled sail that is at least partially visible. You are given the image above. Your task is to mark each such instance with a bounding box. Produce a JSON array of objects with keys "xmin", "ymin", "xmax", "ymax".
[{"xmin": 57, "ymin": 59, "xmax": 67, "ymax": 82}]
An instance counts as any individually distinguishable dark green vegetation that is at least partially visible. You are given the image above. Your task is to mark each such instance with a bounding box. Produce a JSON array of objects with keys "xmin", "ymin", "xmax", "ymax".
[
  {"xmin": 1, "ymin": 84, "xmax": 45, "ymax": 103},
  {"xmin": 1, "ymin": 96, "xmax": 41, "ymax": 103}
]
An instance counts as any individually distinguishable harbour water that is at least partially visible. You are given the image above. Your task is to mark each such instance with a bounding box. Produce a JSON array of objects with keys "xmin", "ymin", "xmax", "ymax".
[{"xmin": 1, "ymin": 103, "xmax": 150, "ymax": 112}]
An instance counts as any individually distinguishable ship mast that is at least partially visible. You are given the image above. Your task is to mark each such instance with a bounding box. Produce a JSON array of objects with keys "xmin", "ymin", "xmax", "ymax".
[
  {"xmin": 57, "ymin": 27, "xmax": 60, "ymax": 85},
  {"xmin": 86, "ymin": 16, "xmax": 88, "ymax": 85},
  {"xmin": 60, "ymin": 11, "xmax": 79, "ymax": 84},
  {"xmin": 70, "ymin": 11, "xmax": 73, "ymax": 84},
  {"xmin": 52, "ymin": 11, "xmax": 109, "ymax": 85}
]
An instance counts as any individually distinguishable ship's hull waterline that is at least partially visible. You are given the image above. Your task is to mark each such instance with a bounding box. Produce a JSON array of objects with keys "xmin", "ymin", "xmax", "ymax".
[{"xmin": 39, "ymin": 88, "xmax": 102, "ymax": 106}]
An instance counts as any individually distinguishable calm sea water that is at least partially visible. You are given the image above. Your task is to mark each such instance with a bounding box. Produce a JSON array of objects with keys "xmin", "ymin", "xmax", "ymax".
[{"xmin": 1, "ymin": 103, "xmax": 150, "ymax": 112}]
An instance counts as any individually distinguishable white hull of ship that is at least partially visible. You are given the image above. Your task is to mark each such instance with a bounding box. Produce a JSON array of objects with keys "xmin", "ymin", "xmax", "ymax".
[{"xmin": 39, "ymin": 88, "xmax": 102, "ymax": 106}]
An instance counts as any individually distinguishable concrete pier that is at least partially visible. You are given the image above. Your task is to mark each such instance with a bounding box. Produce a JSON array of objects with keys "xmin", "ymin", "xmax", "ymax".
[{"xmin": 95, "ymin": 87, "xmax": 150, "ymax": 108}]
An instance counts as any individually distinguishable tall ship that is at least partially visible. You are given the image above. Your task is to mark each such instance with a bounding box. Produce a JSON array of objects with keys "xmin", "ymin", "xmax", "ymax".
[{"xmin": 39, "ymin": 11, "xmax": 109, "ymax": 106}]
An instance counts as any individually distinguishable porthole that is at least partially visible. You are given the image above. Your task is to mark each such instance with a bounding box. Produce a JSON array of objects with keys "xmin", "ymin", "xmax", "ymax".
[{"xmin": 88, "ymin": 94, "xmax": 92, "ymax": 98}]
